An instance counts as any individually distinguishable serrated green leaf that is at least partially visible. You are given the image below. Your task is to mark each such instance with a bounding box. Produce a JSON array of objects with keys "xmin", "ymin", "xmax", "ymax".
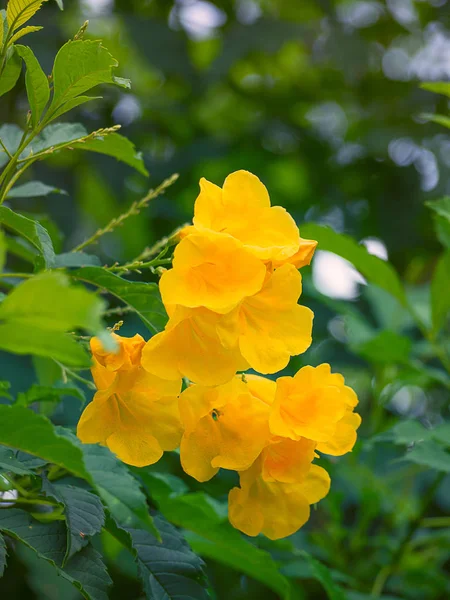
[
  {"xmin": 431, "ymin": 252, "xmax": 450, "ymax": 335},
  {"xmin": 0, "ymin": 446, "xmax": 37, "ymax": 475},
  {"xmin": 0, "ymin": 272, "xmax": 105, "ymax": 365},
  {"xmin": 0, "ymin": 47, "xmax": 22, "ymax": 98},
  {"xmin": 9, "ymin": 25, "xmax": 42, "ymax": 45},
  {"xmin": 0, "ymin": 532, "xmax": 7, "ymax": 577},
  {"xmin": 78, "ymin": 133, "xmax": 148, "ymax": 176},
  {"xmin": 0, "ymin": 206, "xmax": 55, "ymax": 269},
  {"xmin": 42, "ymin": 480, "xmax": 105, "ymax": 563},
  {"xmin": 299, "ymin": 551, "xmax": 348, "ymax": 600},
  {"xmin": 48, "ymin": 39, "xmax": 119, "ymax": 118},
  {"xmin": 7, "ymin": 0, "xmax": 47, "ymax": 32},
  {"xmin": 0, "ymin": 406, "xmax": 91, "ymax": 480},
  {"xmin": 16, "ymin": 383, "xmax": 85, "ymax": 408},
  {"xmin": 403, "ymin": 440, "xmax": 450, "ymax": 472},
  {"xmin": 63, "ymin": 545, "xmax": 112, "ymax": 600},
  {"xmin": 300, "ymin": 224, "xmax": 407, "ymax": 306},
  {"xmin": 15, "ymin": 45, "xmax": 50, "ymax": 126},
  {"xmin": 7, "ymin": 181, "xmax": 67, "ymax": 198},
  {"xmin": 54, "ymin": 252, "xmax": 101, "ymax": 268},
  {"xmin": 73, "ymin": 267, "xmax": 167, "ymax": 334},
  {"xmin": 106, "ymin": 515, "xmax": 209, "ymax": 600}
]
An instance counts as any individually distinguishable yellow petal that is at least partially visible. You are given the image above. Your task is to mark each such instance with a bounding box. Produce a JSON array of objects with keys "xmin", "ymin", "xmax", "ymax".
[
  {"xmin": 261, "ymin": 437, "xmax": 316, "ymax": 483},
  {"xmin": 90, "ymin": 333, "xmax": 145, "ymax": 372},
  {"xmin": 238, "ymin": 265, "xmax": 313, "ymax": 373},
  {"xmin": 317, "ymin": 411, "xmax": 362, "ymax": 456},
  {"xmin": 91, "ymin": 358, "xmax": 116, "ymax": 391},
  {"xmin": 159, "ymin": 231, "xmax": 266, "ymax": 313},
  {"xmin": 272, "ymin": 237, "xmax": 318, "ymax": 269},
  {"xmin": 193, "ymin": 177, "xmax": 224, "ymax": 231},
  {"xmin": 298, "ymin": 464, "xmax": 331, "ymax": 504},
  {"xmin": 245, "ymin": 374, "xmax": 277, "ymax": 406},
  {"xmin": 222, "ymin": 170, "xmax": 271, "ymax": 210}
]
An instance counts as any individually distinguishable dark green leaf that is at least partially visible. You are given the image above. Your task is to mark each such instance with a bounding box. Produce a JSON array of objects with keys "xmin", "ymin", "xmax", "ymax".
[
  {"xmin": 7, "ymin": 181, "xmax": 67, "ymax": 198},
  {"xmin": 54, "ymin": 252, "xmax": 101, "ymax": 268},
  {"xmin": 0, "ymin": 406, "xmax": 91, "ymax": 480},
  {"xmin": 0, "ymin": 380, "xmax": 12, "ymax": 399},
  {"xmin": 403, "ymin": 440, "xmax": 450, "ymax": 472},
  {"xmin": 0, "ymin": 47, "xmax": 22, "ymax": 98},
  {"xmin": 0, "ymin": 206, "xmax": 55, "ymax": 269},
  {"xmin": 300, "ymin": 224, "xmax": 407, "ymax": 306},
  {"xmin": 0, "ymin": 124, "xmax": 22, "ymax": 167},
  {"xmin": 0, "ymin": 532, "xmax": 7, "ymax": 577},
  {"xmin": 63, "ymin": 545, "xmax": 112, "ymax": 600},
  {"xmin": 431, "ymin": 252, "xmax": 450, "ymax": 335},
  {"xmin": 299, "ymin": 551, "xmax": 348, "ymax": 600},
  {"xmin": 0, "ymin": 446, "xmax": 37, "ymax": 475},
  {"xmin": 73, "ymin": 267, "xmax": 167, "ymax": 334},
  {"xmin": 15, "ymin": 45, "xmax": 50, "ymax": 126},
  {"xmin": 78, "ymin": 133, "xmax": 148, "ymax": 177},
  {"xmin": 16, "ymin": 383, "xmax": 85, "ymax": 408},
  {"xmin": 27, "ymin": 122, "xmax": 87, "ymax": 156}
]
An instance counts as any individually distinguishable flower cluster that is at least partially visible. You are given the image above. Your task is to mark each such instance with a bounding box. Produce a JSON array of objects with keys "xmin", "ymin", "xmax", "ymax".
[{"xmin": 77, "ymin": 170, "xmax": 361, "ymax": 540}]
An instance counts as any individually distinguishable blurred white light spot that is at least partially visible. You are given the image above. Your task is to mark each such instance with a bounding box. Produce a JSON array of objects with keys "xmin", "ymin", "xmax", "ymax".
[
  {"xmin": 337, "ymin": 1, "xmax": 384, "ymax": 29},
  {"xmin": 389, "ymin": 385, "xmax": 426, "ymax": 417},
  {"xmin": 409, "ymin": 29, "xmax": 450, "ymax": 81},
  {"xmin": 388, "ymin": 137, "xmax": 419, "ymax": 166},
  {"xmin": 0, "ymin": 487, "xmax": 18, "ymax": 507},
  {"xmin": 382, "ymin": 47, "xmax": 411, "ymax": 80},
  {"xmin": 236, "ymin": 0, "xmax": 262, "ymax": 24},
  {"xmin": 81, "ymin": 0, "xmax": 113, "ymax": 16},
  {"xmin": 112, "ymin": 95, "xmax": 142, "ymax": 126},
  {"xmin": 362, "ymin": 237, "xmax": 388, "ymax": 260},
  {"xmin": 415, "ymin": 148, "xmax": 439, "ymax": 191},
  {"xmin": 313, "ymin": 250, "xmax": 366, "ymax": 300},
  {"xmin": 387, "ymin": 0, "xmax": 417, "ymax": 26},
  {"xmin": 306, "ymin": 102, "xmax": 348, "ymax": 142},
  {"xmin": 176, "ymin": 0, "xmax": 227, "ymax": 40}
]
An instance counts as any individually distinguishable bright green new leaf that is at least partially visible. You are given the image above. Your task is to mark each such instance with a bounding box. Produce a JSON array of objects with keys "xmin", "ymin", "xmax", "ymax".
[
  {"xmin": 15, "ymin": 45, "xmax": 50, "ymax": 126},
  {"xmin": 422, "ymin": 113, "xmax": 450, "ymax": 129},
  {"xmin": 73, "ymin": 267, "xmax": 167, "ymax": 333},
  {"xmin": 426, "ymin": 197, "xmax": 450, "ymax": 221},
  {"xmin": 0, "ymin": 206, "xmax": 55, "ymax": 269},
  {"xmin": 0, "ymin": 406, "xmax": 91, "ymax": 480},
  {"xmin": 300, "ymin": 224, "xmax": 407, "ymax": 306},
  {"xmin": 78, "ymin": 133, "xmax": 148, "ymax": 177},
  {"xmin": 8, "ymin": 25, "xmax": 42, "ymax": 45},
  {"xmin": 0, "ymin": 12, "xmax": 3, "ymax": 47},
  {"xmin": 421, "ymin": 82, "xmax": 450, "ymax": 98},
  {"xmin": 430, "ymin": 251, "xmax": 450, "ymax": 335},
  {"xmin": 7, "ymin": 181, "xmax": 67, "ymax": 198},
  {"xmin": 0, "ymin": 532, "xmax": 6, "ymax": 578},
  {"xmin": 48, "ymin": 39, "xmax": 119, "ymax": 118},
  {"xmin": 6, "ymin": 0, "xmax": 47, "ymax": 32},
  {"xmin": 0, "ymin": 47, "xmax": 22, "ymax": 98},
  {"xmin": 0, "ymin": 228, "xmax": 5, "ymax": 272}
]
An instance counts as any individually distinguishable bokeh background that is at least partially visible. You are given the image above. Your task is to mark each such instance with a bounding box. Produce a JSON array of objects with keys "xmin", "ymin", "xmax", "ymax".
[{"xmin": 1, "ymin": 0, "xmax": 449, "ymax": 598}]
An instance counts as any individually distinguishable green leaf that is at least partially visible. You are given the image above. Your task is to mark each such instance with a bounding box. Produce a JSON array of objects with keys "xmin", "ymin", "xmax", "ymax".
[
  {"xmin": 141, "ymin": 472, "xmax": 292, "ymax": 599},
  {"xmin": 48, "ymin": 39, "xmax": 119, "ymax": 118},
  {"xmin": 299, "ymin": 551, "xmax": 348, "ymax": 600},
  {"xmin": 422, "ymin": 113, "xmax": 450, "ymax": 129},
  {"xmin": 426, "ymin": 198, "xmax": 450, "ymax": 248},
  {"xmin": 54, "ymin": 252, "xmax": 101, "ymax": 268},
  {"xmin": 421, "ymin": 82, "xmax": 450, "ymax": 97},
  {"xmin": 73, "ymin": 267, "xmax": 167, "ymax": 334},
  {"xmin": 0, "ymin": 446, "xmax": 38, "ymax": 475},
  {"xmin": 426, "ymin": 197, "xmax": 450, "ymax": 221},
  {"xmin": 15, "ymin": 45, "xmax": 50, "ymax": 126},
  {"xmin": 431, "ymin": 252, "xmax": 450, "ymax": 335},
  {"xmin": 300, "ymin": 224, "xmax": 407, "ymax": 306},
  {"xmin": 106, "ymin": 515, "xmax": 209, "ymax": 600},
  {"xmin": 0, "ymin": 380, "xmax": 12, "ymax": 399},
  {"xmin": 0, "ymin": 124, "xmax": 23, "ymax": 167},
  {"xmin": 0, "ymin": 47, "xmax": 22, "ymax": 98},
  {"xmin": 26, "ymin": 122, "xmax": 88, "ymax": 156},
  {"xmin": 6, "ymin": 0, "xmax": 47, "ymax": 32},
  {"xmin": 0, "ymin": 532, "xmax": 7, "ymax": 577},
  {"xmin": 54, "ymin": 0, "xmax": 63, "ymax": 8},
  {"xmin": 0, "ymin": 272, "xmax": 105, "ymax": 365},
  {"xmin": 112, "ymin": 76, "xmax": 131, "ymax": 89},
  {"xmin": 355, "ymin": 330, "xmax": 412, "ymax": 364},
  {"xmin": 8, "ymin": 24, "xmax": 42, "ymax": 45},
  {"xmin": 403, "ymin": 440, "xmax": 450, "ymax": 472},
  {"xmin": 0, "ymin": 206, "xmax": 55, "ymax": 269},
  {"xmin": 42, "ymin": 480, "xmax": 105, "ymax": 563},
  {"xmin": 77, "ymin": 133, "xmax": 148, "ymax": 177},
  {"xmin": 63, "ymin": 544, "xmax": 112, "ymax": 600},
  {"xmin": 7, "ymin": 181, "xmax": 67, "ymax": 198},
  {"xmin": 0, "ymin": 228, "xmax": 5, "ymax": 272},
  {"xmin": 16, "ymin": 383, "xmax": 85, "ymax": 408}
]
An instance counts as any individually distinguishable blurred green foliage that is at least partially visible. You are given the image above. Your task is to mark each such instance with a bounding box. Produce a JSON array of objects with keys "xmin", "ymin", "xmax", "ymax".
[{"xmin": 0, "ymin": 0, "xmax": 450, "ymax": 599}]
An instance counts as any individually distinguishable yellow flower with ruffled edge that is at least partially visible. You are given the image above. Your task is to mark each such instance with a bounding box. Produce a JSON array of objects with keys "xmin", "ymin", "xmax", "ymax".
[
  {"xmin": 178, "ymin": 375, "xmax": 274, "ymax": 482},
  {"xmin": 228, "ymin": 456, "xmax": 330, "ymax": 540},
  {"xmin": 159, "ymin": 230, "xmax": 266, "ymax": 314},
  {"xmin": 77, "ymin": 334, "xmax": 183, "ymax": 467},
  {"xmin": 184, "ymin": 170, "xmax": 316, "ymax": 266},
  {"xmin": 142, "ymin": 264, "xmax": 313, "ymax": 385},
  {"xmin": 269, "ymin": 364, "xmax": 361, "ymax": 456}
]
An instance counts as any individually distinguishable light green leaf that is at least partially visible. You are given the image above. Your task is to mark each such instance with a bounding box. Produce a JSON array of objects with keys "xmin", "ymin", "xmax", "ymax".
[
  {"xmin": 73, "ymin": 267, "xmax": 167, "ymax": 334},
  {"xmin": 422, "ymin": 113, "xmax": 450, "ymax": 129},
  {"xmin": 431, "ymin": 252, "xmax": 450, "ymax": 335},
  {"xmin": 7, "ymin": 181, "xmax": 67, "ymax": 198},
  {"xmin": 426, "ymin": 198, "xmax": 450, "ymax": 249},
  {"xmin": 54, "ymin": 0, "xmax": 63, "ymax": 8},
  {"xmin": 16, "ymin": 383, "xmax": 85, "ymax": 408},
  {"xmin": 48, "ymin": 39, "xmax": 119, "ymax": 118},
  {"xmin": 15, "ymin": 45, "xmax": 50, "ymax": 126},
  {"xmin": 78, "ymin": 133, "xmax": 148, "ymax": 176},
  {"xmin": 426, "ymin": 198, "xmax": 450, "ymax": 221},
  {"xmin": 112, "ymin": 76, "xmax": 131, "ymax": 89},
  {"xmin": 299, "ymin": 551, "xmax": 348, "ymax": 600},
  {"xmin": 0, "ymin": 380, "xmax": 12, "ymax": 399},
  {"xmin": 300, "ymin": 224, "xmax": 407, "ymax": 306},
  {"xmin": 403, "ymin": 440, "xmax": 450, "ymax": 472},
  {"xmin": 0, "ymin": 47, "xmax": 22, "ymax": 98},
  {"xmin": 421, "ymin": 82, "xmax": 450, "ymax": 98},
  {"xmin": 0, "ymin": 406, "xmax": 91, "ymax": 480},
  {"xmin": 0, "ymin": 532, "xmax": 7, "ymax": 578},
  {"xmin": 0, "ymin": 228, "xmax": 5, "ymax": 272},
  {"xmin": 9, "ymin": 25, "xmax": 42, "ymax": 45},
  {"xmin": 0, "ymin": 206, "xmax": 55, "ymax": 269},
  {"xmin": 54, "ymin": 252, "xmax": 101, "ymax": 268},
  {"xmin": 6, "ymin": 0, "xmax": 47, "ymax": 32},
  {"xmin": 0, "ymin": 12, "xmax": 3, "ymax": 48}
]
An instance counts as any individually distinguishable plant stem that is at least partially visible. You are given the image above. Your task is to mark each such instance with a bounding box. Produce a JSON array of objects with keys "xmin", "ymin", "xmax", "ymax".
[
  {"xmin": 2, "ymin": 474, "xmax": 30, "ymax": 498},
  {"xmin": 0, "ymin": 272, "xmax": 33, "ymax": 279},
  {"xmin": 0, "ymin": 138, "xmax": 13, "ymax": 160},
  {"xmin": 0, "ymin": 497, "xmax": 58, "ymax": 507},
  {"xmin": 371, "ymin": 471, "xmax": 446, "ymax": 597},
  {"xmin": 53, "ymin": 360, "xmax": 96, "ymax": 390},
  {"xmin": 107, "ymin": 257, "xmax": 172, "ymax": 275},
  {"xmin": 135, "ymin": 222, "xmax": 188, "ymax": 262}
]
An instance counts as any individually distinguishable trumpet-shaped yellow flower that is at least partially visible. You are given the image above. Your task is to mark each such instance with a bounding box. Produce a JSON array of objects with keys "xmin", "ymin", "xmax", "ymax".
[
  {"xmin": 271, "ymin": 237, "xmax": 318, "ymax": 270},
  {"xmin": 269, "ymin": 364, "xmax": 361, "ymax": 455},
  {"xmin": 142, "ymin": 264, "xmax": 313, "ymax": 385},
  {"xmin": 228, "ymin": 457, "xmax": 330, "ymax": 540},
  {"xmin": 159, "ymin": 231, "xmax": 266, "ymax": 314},
  {"xmin": 77, "ymin": 335, "xmax": 183, "ymax": 467},
  {"xmin": 178, "ymin": 376, "xmax": 273, "ymax": 482},
  {"xmin": 261, "ymin": 437, "xmax": 317, "ymax": 484}
]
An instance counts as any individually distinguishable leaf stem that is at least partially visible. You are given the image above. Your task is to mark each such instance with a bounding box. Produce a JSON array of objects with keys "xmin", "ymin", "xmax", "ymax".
[
  {"xmin": 0, "ymin": 497, "xmax": 58, "ymax": 507},
  {"xmin": 53, "ymin": 360, "xmax": 96, "ymax": 390},
  {"xmin": 0, "ymin": 138, "xmax": 13, "ymax": 160}
]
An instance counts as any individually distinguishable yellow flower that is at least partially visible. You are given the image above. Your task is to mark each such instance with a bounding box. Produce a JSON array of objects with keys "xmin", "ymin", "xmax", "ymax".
[
  {"xmin": 187, "ymin": 170, "xmax": 311, "ymax": 263},
  {"xmin": 271, "ymin": 237, "xmax": 318, "ymax": 270},
  {"xmin": 142, "ymin": 264, "xmax": 313, "ymax": 385},
  {"xmin": 269, "ymin": 364, "xmax": 361, "ymax": 455},
  {"xmin": 228, "ymin": 457, "xmax": 330, "ymax": 540},
  {"xmin": 178, "ymin": 375, "xmax": 274, "ymax": 482},
  {"xmin": 260, "ymin": 437, "xmax": 317, "ymax": 484},
  {"xmin": 77, "ymin": 335, "xmax": 183, "ymax": 467},
  {"xmin": 159, "ymin": 230, "xmax": 266, "ymax": 314},
  {"xmin": 90, "ymin": 333, "xmax": 144, "ymax": 375}
]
